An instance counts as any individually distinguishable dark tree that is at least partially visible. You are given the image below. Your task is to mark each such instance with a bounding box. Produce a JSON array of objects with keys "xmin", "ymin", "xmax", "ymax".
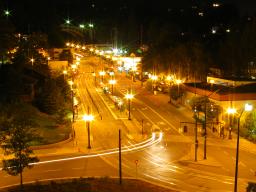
[{"xmin": 0, "ymin": 105, "xmax": 39, "ymax": 189}]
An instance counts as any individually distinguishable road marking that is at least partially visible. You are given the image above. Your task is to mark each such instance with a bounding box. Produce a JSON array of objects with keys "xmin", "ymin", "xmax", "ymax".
[
  {"xmin": 239, "ymin": 161, "xmax": 246, "ymax": 167},
  {"xmin": 96, "ymin": 91, "xmax": 118, "ymax": 119},
  {"xmin": 135, "ymin": 98, "xmax": 182, "ymax": 135},
  {"xmin": 43, "ymin": 169, "xmax": 62, "ymax": 173},
  {"xmin": 72, "ymin": 167, "xmax": 84, "ymax": 170}
]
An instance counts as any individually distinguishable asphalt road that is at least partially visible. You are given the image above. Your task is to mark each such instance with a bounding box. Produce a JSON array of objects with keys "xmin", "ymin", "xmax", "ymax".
[{"xmin": 0, "ymin": 55, "xmax": 255, "ymax": 192}]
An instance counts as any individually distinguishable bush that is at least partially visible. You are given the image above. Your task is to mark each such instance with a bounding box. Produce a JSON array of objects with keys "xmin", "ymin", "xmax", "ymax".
[{"xmin": 247, "ymin": 182, "xmax": 256, "ymax": 192}]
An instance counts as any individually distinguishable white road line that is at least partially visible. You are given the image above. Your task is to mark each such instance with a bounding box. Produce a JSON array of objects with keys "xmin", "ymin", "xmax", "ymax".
[
  {"xmin": 96, "ymin": 89, "xmax": 118, "ymax": 119},
  {"xmin": 135, "ymin": 98, "xmax": 183, "ymax": 135},
  {"xmin": 239, "ymin": 161, "xmax": 246, "ymax": 167},
  {"xmin": 43, "ymin": 169, "xmax": 62, "ymax": 173},
  {"xmin": 71, "ymin": 167, "xmax": 84, "ymax": 170}
]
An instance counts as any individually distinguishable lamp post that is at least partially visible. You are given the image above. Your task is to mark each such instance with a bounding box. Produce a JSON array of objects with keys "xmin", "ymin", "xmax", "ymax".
[
  {"xmin": 125, "ymin": 92, "xmax": 134, "ymax": 120},
  {"xmin": 227, "ymin": 107, "xmax": 236, "ymax": 139},
  {"xmin": 99, "ymin": 71, "xmax": 106, "ymax": 83},
  {"xmin": 63, "ymin": 70, "xmax": 67, "ymax": 80},
  {"xmin": 109, "ymin": 79, "xmax": 116, "ymax": 95},
  {"xmin": 83, "ymin": 112, "xmax": 94, "ymax": 149},
  {"xmin": 202, "ymin": 87, "xmax": 223, "ymax": 160},
  {"xmin": 30, "ymin": 58, "xmax": 35, "ymax": 67},
  {"xmin": 151, "ymin": 75, "xmax": 158, "ymax": 92},
  {"xmin": 194, "ymin": 107, "xmax": 199, "ymax": 162},
  {"xmin": 175, "ymin": 79, "xmax": 182, "ymax": 96},
  {"xmin": 228, "ymin": 104, "xmax": 253, "ymax": 192},
  {"xmin": 92, "ymin": 72, "xmax": 96, "ymax": 85},
  {"xmin": 69, "ymin": 80, "xmax": 75, "ymax": 123},
  {"xmin": 4, "ymin": 9, "xmax": 10, "ymax": 19}
]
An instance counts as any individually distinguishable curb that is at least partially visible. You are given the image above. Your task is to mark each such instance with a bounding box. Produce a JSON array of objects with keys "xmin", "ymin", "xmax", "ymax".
[{"xmin": 31, "ymin": 134, "xmax": 73, "ymax": 150}]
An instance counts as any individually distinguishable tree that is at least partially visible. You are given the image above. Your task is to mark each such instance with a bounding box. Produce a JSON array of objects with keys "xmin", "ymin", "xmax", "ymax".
[
  {"xmin": 0, "ymin": 108, "xmax": 39, "ymax": 190},
  {"xmin": 244, "ymin": 110, "xmax": 256, "ymax": 141},
  {"xmin": 0, "ymin": 18, "xmax": 16, "ymax": 65},
  {"xmin": 35, "ymin": 78, "xmax": 66, "ymax": 114},
  {"xmin": 190, "ymin": 96, "xmax": 221, "ymax": 122}
]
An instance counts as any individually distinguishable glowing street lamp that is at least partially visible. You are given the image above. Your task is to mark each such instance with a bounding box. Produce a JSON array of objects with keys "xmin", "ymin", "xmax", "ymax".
[
  {"xmin": 109, "ymin": 79, "xmax": 116, "ymax": 95},
  {"xmin": 83, "ymin": 114, "xmax": 94, "ymax": 149},
  {"xmin": 99, "ymin": 71, "xmax": 106, "ymax": 82},
  {"xmin": 125, "ymin": 92, "xmax": 134, "ymax": 120},
  {"xmin": 63, "ymin": 70, "xmax": 67, "ymax": 80},
  {"xmin": 234, "ymin": 104, "xmax": 253, "ymax": 192},
  {"xmin": 30, "ymin": 58, "xmax": 35, "ymax": 66},
  {"xmin": 65, "ymin": 19, "xmax": 71, "ymax": 25},
  {"xmin": 166, "ymin": 75, "xmax": 173, "ymax": 82},
  {"xmin": 227, "ymin": 107, "xmax": 237, "ymax": 115},
  {"xmin": 175, "ymin": 79, "xmax": 182, "ymax": 95},
  {"xmin": 4, "ymin": 10, "xmax": 10, "ymax": 18},
  {"xmin": 227, "ymin": 107, "xmax": 236, "ymax": 139},
  {"xmin": 151, "ymin": 75, "xmax": 158, "ymax": 92}
]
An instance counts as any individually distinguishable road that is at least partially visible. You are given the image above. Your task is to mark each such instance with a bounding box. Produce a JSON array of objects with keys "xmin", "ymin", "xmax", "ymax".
[{"xmin": 0, "ymin": 55, "xmax": 255, "ymax": 192}]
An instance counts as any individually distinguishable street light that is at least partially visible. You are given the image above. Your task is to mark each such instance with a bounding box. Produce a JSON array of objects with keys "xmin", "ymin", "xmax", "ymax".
[
  {"xmin": 92, "ymin": 72, "xmax": 96, "ymax": 84},
  {"xmin": 65, "ymin": 19, "xmax": 71, "ymax": 25},
  {"xmin": 83, "ymin": 114, "xmax": 94, "ymax": 149},
  {"xmin": 175, "ymin": 79, "xmax": 182, "ymax": 95},
  {"xmin": 232, "ymin": 104, "xmax": 253, "ymax": 192},
  {"xmin": 109, "ymin": 79, "xmax": 116, "ymax": 95},
  {"xmin": 99, "ymin": 71, "xmax": 106, "ymax": 83},
  {"xmin": 4, "ymin": 10, "xmax": 10, "ymax": 18},
  {"xmin": 227, "ymin": 107, "xmax": 237, "ymax": 139},
  {"xmin": 63, "ymin": 70, "xmax": 67, "ymax": 80},
  {"xmin": 30, "ymin": 58, "xmax": 35, "ymax": 67},
  {"xmin": 125, "ymin": 92, "xmax": 134, "ymax": 120},
  {"xmin": 151, "ymin": 75, "xmax": 158, "ymax": 92}
]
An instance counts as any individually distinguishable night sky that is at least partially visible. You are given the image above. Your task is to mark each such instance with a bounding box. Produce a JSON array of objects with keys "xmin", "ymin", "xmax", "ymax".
[{"xmin": 1, "ymin": 0, "xmax": 256, "ymax": 42}]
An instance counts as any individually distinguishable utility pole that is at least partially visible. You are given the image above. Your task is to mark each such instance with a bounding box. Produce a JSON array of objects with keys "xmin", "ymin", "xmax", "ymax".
[
  {"xmin": 72, "ymin": 75, "xmax": 75, "ymax": 123},
  {"xmin": 87, "ymin": 107, "xmax": 91, "ymax": 149},
  {"xmin": 119, "ymin": 129, "xmax": 122, "ymax": 184},
  {"xmin": 195, "ymin": 112, "xmax": 198, "ymax": 162},
  {"xmin": 204, "ymin": 97, "xmax": 207, "ymax": 160}
]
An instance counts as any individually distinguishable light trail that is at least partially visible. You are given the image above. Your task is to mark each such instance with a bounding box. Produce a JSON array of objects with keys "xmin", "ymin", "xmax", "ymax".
[{"xmin": 0, "ymin": 137, "xmax": 161, "ymax": 171}]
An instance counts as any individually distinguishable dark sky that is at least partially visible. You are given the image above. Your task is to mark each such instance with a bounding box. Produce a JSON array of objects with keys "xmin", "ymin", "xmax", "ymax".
[
  {"xmin": 1, "ymin": 0, "xmax": 256, "ymax": 32},
  {"xmin": 228, "ymin": 0, "xmax": 256, "ymax": 14}
]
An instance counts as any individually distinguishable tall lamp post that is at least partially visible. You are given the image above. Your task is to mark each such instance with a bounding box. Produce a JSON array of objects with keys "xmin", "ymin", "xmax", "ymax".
[
  {"xmin": 69, "ymin": 80, "xmax": 75, "ymax": 123},
  {"xmin": 109, "ymin": 79, "xmax": 116, "ymax": 95},
  {"xmin": 30, "ymin": 58, "xmax": 35, "ymax": 67},
  {"xmin": 63, "ymin": 70, "xmax": 67, "ymax": 80},
  {"xmin": 83, "ymin": 113, "xmax": 94, "ymax": 149},
  {"xmin": 228, "ymin": 104, "xmax": 253, "ymax": 192},
  {"xmin": 125, "ymin": 92, "xmax": 134, "ymax": 120},
  {"xmin": 99, "ymin": 71, "xmax": 106, "ymax": 83},
  {"xmin": 151, "ymin": 75, "xmax": 158, "ymax": 92},
  {"xmin": 92, "ymin": 72, "xmax": 96, "ymax": 85},
  {"xmin": 175, "ymin": 79, "xmax": 182, "ymax": 96}
]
